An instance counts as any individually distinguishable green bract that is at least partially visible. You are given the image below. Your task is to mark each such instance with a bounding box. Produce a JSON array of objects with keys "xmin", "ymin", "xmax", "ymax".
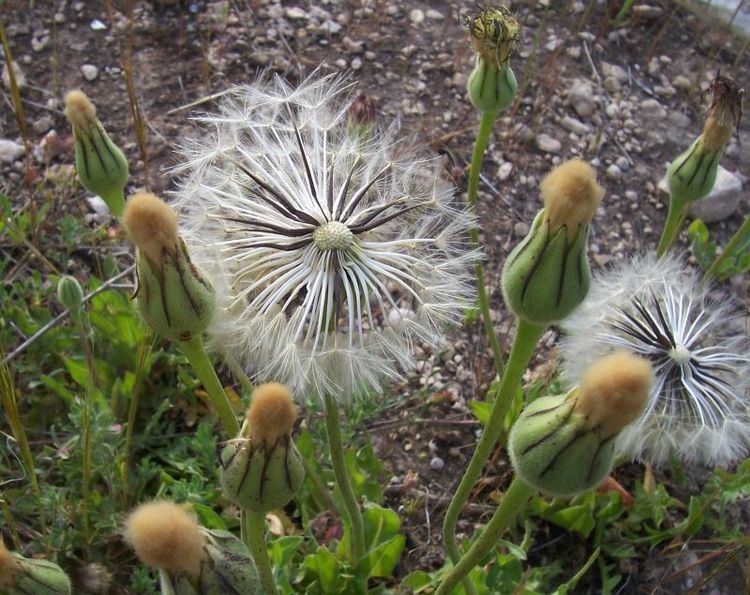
[
  {"xmin": 5, "ymin": 556, "xmax": 72, "ymax": 595},
  {"xmin": 134, "ymin": 240, "xmax": 215, "ymax": 343},
  {"xmin": 666, "ymin": 138, "xmax": 722, "ymax": 205},
  {"xmin": 501, "ymin": 211, "xmax": 591, "ymax": 324},
  {"xmin": 57, "ymin": 275, "xmax": 84, "ymax": 314},
  {"xmin": 467, "ymin": 58, "xmax": 517, "ymax": 114}
]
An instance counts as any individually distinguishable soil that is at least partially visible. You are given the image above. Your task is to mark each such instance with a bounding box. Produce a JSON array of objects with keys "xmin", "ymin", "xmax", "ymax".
[{"xmin": 2, "ymin": 0, "xmax": 749, "ymax": 593}]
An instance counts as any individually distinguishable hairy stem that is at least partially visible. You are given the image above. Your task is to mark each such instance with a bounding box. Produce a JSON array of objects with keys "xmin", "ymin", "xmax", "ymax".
[
  {"xmin": 468, "ymin": 110, "xmax": 505, "ymax": 379},
  {"xmin": 437, "ymin": 477, "xmax": 534, "ymax": 595},
  {"xmin": 442, "ymin": 318, "xmax": 544, "ymax": 585},
  {"xmin": 178, "ymin": 337, "xmax": 239, "ymax": 437},
  {"xmin": 656, "ymin": 197, "xmax": 688, "ymax": 258},
  {"xmin": 243, "ymin": 511, "xmax": 279, "ymax": 595},
  {"xmin": 323, "ymin": 393, "xmax": 366, "ymax": 563}
]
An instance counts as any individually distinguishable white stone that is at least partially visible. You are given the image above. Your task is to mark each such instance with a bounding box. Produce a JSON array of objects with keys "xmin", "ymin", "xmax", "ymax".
[
  {"xmin": 567, "ymin": 78, "xmax": 596, "ymax": 118},
  {"xmin": 658, "ymin": 166, "xmax": 744, "ymax": 223},
  {"xmin": 606, "ymin": 164, "xmax": 622, "ymax": 179},
  {"xmin": 601, "ymin": 62, "xmax": 628, "ymax": 83},
  {"xmin": 410, "ymin": 8, "xmax": 424, "ymax": 24},
  {"xmin": 497, "ymin": 162, "xmax": 513, "ymax": 181},
  {"xmin": 672, "ymin": 75, "xmax": 692, "ymax": 91},
  {"xmin": 425, "ymin": 9, "xmax": 443, "ymax": 20},
  {"xmin": 2, "ymin": 60, "xmax": 26, "ymax": 90},
  {"xmin": 639, "ymin": 98, "xmax": 666, "ymax": 119},
  {"xmin": 81, "ymin": 64, "xmax": 98, "ymax": 81},
  {"xmin": 284, "ymin": 6, "xmax": 307, "ymax": 19},
  {"xmin": 0, "ymin": 139, "xmax": 25, "ymax": 163},
  {"xmin": 559, "ymin": 115, "xmax": 589, "ymax": 135},
  {"xmin": 536, "ymin": 133, "xmax": 562, "ymax": 153}
]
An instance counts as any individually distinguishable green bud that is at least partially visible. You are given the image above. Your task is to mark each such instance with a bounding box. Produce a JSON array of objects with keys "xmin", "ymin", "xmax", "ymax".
[
  {"xmin": 134, "ymin": 240, "xmax": 216, "ymax": 342},
  {"xmin": 467, "ymin": 58, "xmax": 517, "ymax": 114},
  {"xmin": 509, "ymin": 351, "xmax": 652, "ymax": 497},
  {"xmin": 57, "ymin": 275, "xmax": 84, "ymax": 314},
  {"xmin": 221, "ymin": 382, "xmax": 305, "ymax": 513},
  {"xmin": 65, "ymin": 90, "xmax": 128, "ymax": 218},
  {"xmin": 6, "ymin": 556, "xmax": 72, "ymax": 595}
]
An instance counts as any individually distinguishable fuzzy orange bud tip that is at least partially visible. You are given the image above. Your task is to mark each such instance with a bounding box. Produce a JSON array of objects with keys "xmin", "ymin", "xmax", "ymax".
[
  {"xmin": 700, "ymin": 74, "xmax": 743, "ymax": 151},
  {"xmin": 0, "ymin": 537, "xmax": 20, "ymax": 588},
  {"xmin": 124, "ymin": 501, "xmax": 204, "ymax": 579},
  {"xmin": 574, "ymin": 350, "xmax": 654, "ymax": 438},
  {"xmin": 246, "ymin": 382, "xmax": 297, "ymax": 445},
  {"xmin": 123, "ymin": 192, "xmax": 179, "ymax": 264},
  {"xmin": 541, "ymin": 158, "xmax": 604, "ymax": 240},
  {"xmin": 64, "ymin": 90, "xmax": 97, "ymax": 135}
]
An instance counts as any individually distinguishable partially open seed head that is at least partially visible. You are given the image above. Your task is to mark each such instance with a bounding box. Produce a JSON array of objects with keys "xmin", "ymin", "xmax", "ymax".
[
  {"xmin": 123, "ymin": 192, "xmax": 179, "ymax": 264},
  {"xmin": 65, "ymin": 90, "xmax": 97, "ymax": 135},
  {"xmin": 247, "ymin": 382, "xmax": 297, "ymax": 445},
  {"xmin": 124, "ymin": 501, "xmax": 204, "ymax": 579},
  {"xmin": 541, "ymin": 158, "xmax": 604, "ymax": 240},
  {"xmin": 575, "ymin": 350, "xmax": 654, "ymax": 438}
]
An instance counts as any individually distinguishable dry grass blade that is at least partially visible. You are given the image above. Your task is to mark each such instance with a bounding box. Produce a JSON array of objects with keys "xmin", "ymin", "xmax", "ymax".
[{"xmin": 0, "ymin": 17, "xmax": 29, "ymax": 156}]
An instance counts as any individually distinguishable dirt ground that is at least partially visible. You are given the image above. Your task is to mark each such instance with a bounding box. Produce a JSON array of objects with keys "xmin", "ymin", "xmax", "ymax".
[{"xmin": 2, "ymin": 0, "xmax": 749, "ymax": 592}]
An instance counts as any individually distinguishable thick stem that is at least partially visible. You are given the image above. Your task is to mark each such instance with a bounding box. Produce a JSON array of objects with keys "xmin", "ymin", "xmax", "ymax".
[
  {"xmin": 437, "ymin": 477, "xmax": 535, "ymax": 595},
  {"xmin": 656, "ymin": 197, "xmax": 688, "ymax": 258},
  {"xmin": 178, "ymin": 337, "xmax": 239, "ymax": 437},
  {"xmin": 441, "ymin": 319, "xmax": 544, "ymax": 585},
  {"xmin": 244, "ymin": 511, "xmax": 279, "ymax": 595},
  {"xmin": 704, "ymin": 214, "xmax": 750, "ymax": 281},
  {"xmin": 74, "ymin": 313, "xmax": 94, "ymax": 559},
  {"xmin": 323, "ymin": 393, "xmax": 366, "ymax": 563},
  {"xmin": 468, "ymin": 110, "xmax": 505, "ymax": 378}
]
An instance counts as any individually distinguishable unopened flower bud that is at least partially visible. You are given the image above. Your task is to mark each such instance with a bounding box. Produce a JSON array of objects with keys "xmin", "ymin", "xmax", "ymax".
[
  {"xmin": 57, "ymin": 275, "xmax": 84, "ymax": 315},
  {"xmin": 667, "ymin": 74, "xmax": 743, "ymax": 204},
  {"xmin": 465, "ymin": 7, "xmax": 520, "ymax": 113},
  {"xmin": 65, "ymin": 90, "xmax": 129, "ymax": 217},
  {"xmin": 124, "ymin": 502, "xmax": 260, "ymax": 594},
  {"xmin": 220, "ymin": 383, "xmax": 305, "ymax": 513},
  {"xmin": 123, "ymin": 192, "xmax": 215, "ymax": 342},
  {"xmin": 502, "ymin": 159, "xmax": 603, "ymax": 324},
  {"xmin": 0, "ymin": 538, "xmax": 71, "ymax": 595},
  {"xmin": 509, "ymin": 351, "xmax": 653, "ymax": 497}
]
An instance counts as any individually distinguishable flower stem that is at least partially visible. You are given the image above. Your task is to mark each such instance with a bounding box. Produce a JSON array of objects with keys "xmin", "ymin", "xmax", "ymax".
[
  {"xmin": 437, "ymin": 477, "xmax": 534, "ymax": 595},
  {"xmin": 656, "ymin": 197, "xmax": 688, "ymax": 258},
  {"xmin": 468, "ymin": 110, "xmax": 505, "ymax": 378},
  {"xmin": 323, "ymin": 393, "xmax": 366, "ymax": 563},
  {"xmin": 441, "ymin": 318, "xmax": 544, "ymax": 588},
  {"xmin": 703, "ymin": 214, "xmax": 750, "ymax": 281},
  {"xmin": 243, "ymin": 511, "xmax": 278, "ymax": 595},
  {"xmin": 177, "ymin": 337, "xmax": 239, "ymax": 437}
]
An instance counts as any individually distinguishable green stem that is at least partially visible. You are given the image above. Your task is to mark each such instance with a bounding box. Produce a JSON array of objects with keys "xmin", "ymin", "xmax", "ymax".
[
  {"xmin": 441, "ymin": 318, "xmax": 544, "ymax": 589},
  {"xmin": 73, "ymin": 313, "xmax": 94, "ymax": 559},
  {"xmin": 613, "ymin": 0, "xmax": 636, "ymax": 24},
  {"xmin": 323, "ymin": 393, "xmax": 366, "ymax": 563},
  {"xmin": 301, "ymin": 456, "xmax": 340, "ymax": 517},
  {"xmin": 177, "ymin": 337, "xmax": 239, "ymax": 437},
  {"xmin": 468, "ymin": 110, "xmax": 505, "ymax": 378},
  {"xmin": 656, "ymin": 197, "xmax": 688, "ymax": 258},
  {"xmin": 243, "ymin": 511, "xmax": 278, "ymax": 595},
  {"xmin": 437, "ymin": 477, "xmax": 535, "ymax": 595},
  {"xmin": 704, "ymin": 214, "xmax": 750, "ymax": 281}
]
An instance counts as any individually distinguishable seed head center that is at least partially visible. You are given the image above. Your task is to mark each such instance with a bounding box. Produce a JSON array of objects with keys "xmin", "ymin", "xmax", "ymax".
[
  {"xmin": 313, "ymin": 221, "xmax": 355, "ymax": 252},
  {"xmin": 669, "ymin": 345, "xmax": 691, "ymax": 365}
]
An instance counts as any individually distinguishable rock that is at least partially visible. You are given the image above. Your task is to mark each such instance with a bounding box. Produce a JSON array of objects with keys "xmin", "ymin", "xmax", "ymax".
[
  {"xmin": 615, "ymin": 156, "xmax": 630, "ymax": 171},
  {"xmin": 430, "ymin": 456, "xmax": 445, "ymax": 471},
  {"xmin": 425, "ymin": 9, "xmax": 443, "ymax": 20},
  {"xmin": 654, "ymin": 84, "xmax": 676, "ymax": 97},
  {"xmin": 0, "ymin": 139, "xmax": 25, "ymax": 163},
  {"xmin": 658, "ymin": 166, "xmax": 744, "ymax": 223},
  {"xmin": 604, "ymin": 77, "xmax": 622, "ymax": 93},
  {"xmin": 2, "ymin": 61, "xmax": 26, "ymax": 90},
  {"xmin": 32, "ymin": 115, "xmax": 54, "ymax": 134},
  {"xmin": 606, "ymin": 164, "xmax": 622, "ymax": 179},
  {"xmin": 559, "ymin": 115, "xmax": 590, "ymax": 135},
  {"xmin": 81, "ymin": 64, "xmax": 98, "ymax": 81},
  {"xmin": 567, "ymin": 78, "xmax": 595, "ymax": 118},
  {"xmin": 33, "ymin": 130, "xmax": 66, "ymax": 162},
  {"xmin": 31, "ymin": 35, "xmax": 49, "ymax": 52},
  {"xmin": 601, "ymin": 62, "xmax": 628, "ymax": 83},
  {"xmin": 410, "ymin": 8, "xmax": 424, "ymax": 24},
  {"xmin": 497, "ymin": 162, "xmax": 513, "ymax": 181},
  {"xmin": 632, "ymin": 4, "xmax": 663, "ymax": 18},
  {"xmin": 514, "ymin": 221, "xmax": 529, "ymax": 237},
  {"xmin": 284, "ymin": 6, "xmax": 307, "ymax": 19},
  {"xmin": 342, "ymin": 36, "xmax": 363, "ymax": 53},
  {"xmin": 639, "ymin": 98, "xmax": 666, "ymax": 119},
  {"xmin": 536, "ymin": 133, "xmax": 562, "ymax": 153},
  {"xmin": 672, "ymin": 75, "xmax": 692, "ymax": 91}
]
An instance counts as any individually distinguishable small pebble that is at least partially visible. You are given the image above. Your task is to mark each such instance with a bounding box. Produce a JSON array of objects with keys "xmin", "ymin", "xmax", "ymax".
[{"xmin": 429, "ymin": 456, "xmax": 445, "ymax": 471}]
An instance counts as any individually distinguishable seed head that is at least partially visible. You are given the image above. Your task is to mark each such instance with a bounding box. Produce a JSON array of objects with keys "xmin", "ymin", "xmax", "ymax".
[
  {"xmin": 123, "ymin": 192, "xmax": 179, "ymax": 264},
  {"xmin": 465, "ymin": 6, "xmax": 521, "ymax": 64},
  {"xmin": 701, "ymin": 73, "xmax": 743, "ymax": 151},
  {"xmin": 246, "ymin": 382, "xmax": 297, "ymax": 445},
  {"xmin": 64, "ymin": 90, "xmax": 97, "ymax": 136},
  {"xmin": 541, "ymin": 158, "xmax": 603, "ymax": 240},
  {"xmin": 124, "ymin": 501, "xmax": 204, "ymax": 579}
]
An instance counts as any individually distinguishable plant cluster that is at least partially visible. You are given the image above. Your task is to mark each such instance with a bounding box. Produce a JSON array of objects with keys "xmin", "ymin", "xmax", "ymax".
[{"xmin": 0, "ymin": 3, "xmax": 748, "ymax": 595}]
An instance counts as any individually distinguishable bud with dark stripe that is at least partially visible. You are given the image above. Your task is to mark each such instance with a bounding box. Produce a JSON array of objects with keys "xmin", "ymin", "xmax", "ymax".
[
  {"xmin": 0, "ymin": 538, "xmax": 71, "ymax": 595},
  {"xmin": 502, "ymin": 159, "xmax": 603, "ymax": 324},
  {"xmin": 220, "ymin": 383, "xmax": 305, "ymax": 513},
  {"xmin": 65, "ymin": 90, "xmax": 129, "ymax": 217},
  {"xmin": 123, "ymin": 192, "xmax": 215, "ymax": 343},
  {"xmin": 509, "ymin": 351, "xmax": 653, "ymax": 497}
]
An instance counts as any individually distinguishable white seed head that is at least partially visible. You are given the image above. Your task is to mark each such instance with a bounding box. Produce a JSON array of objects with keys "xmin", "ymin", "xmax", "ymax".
[
  {"xmin": 172, "ymin": 72, "xmax": 476, "ymax": 400},
  {"xmin": 560, "ymin": 253, "xmax": 750, "ymax": 468}
]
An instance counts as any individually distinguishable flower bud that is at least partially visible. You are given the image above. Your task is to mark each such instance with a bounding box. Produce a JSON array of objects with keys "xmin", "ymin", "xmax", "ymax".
[
  {"xmin": 220, "ymin": 383, "xmax": 305, "ymax": 513},
  {"xmin": 667, "ymin": 74, "xmax": 743, "ymax": 205},
  {"xmin": 509, "ymin": 351, "xmax": 653, "ymax": 497},
  {"xmin": 465, "ymin": 7, "xmax": 520, "ymax": 113},
  {"xmin": 57, "ymin": 275, "xmax": 84, "ymax": 315},
  {"xmin": 123, "ymin": 192, "xmax": 215, "ymax": 342},
  {"xmin": 1, "ymin": 538, "xmax": 71, "ymax": 595},
  {"xmin": 65, "ymin": 90, "xmax": 129, "ymax": 218},
  {"xmin": 124, "ymin": 502, "xmax": 261, "ymax": 594},
  {"xmin": 501, "ymin": 159, "xmax": 603, "ymax": 324},
  {"xmin": 347, "ymin": 94, "xmax": 377, "ymax": 138}
]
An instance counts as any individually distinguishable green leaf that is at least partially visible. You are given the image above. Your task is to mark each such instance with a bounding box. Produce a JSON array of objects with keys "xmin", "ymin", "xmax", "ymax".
[
  {"xmin": 303, "ymin": 547, "xmax": 339, "ymax": 592},
  {"xmin": 269, "ymin": 536, "xmax": 305, "ymax": 567},
  {"xmin": 469, "ymin": 400, "xmax": 492, "ymax": 427},
  {"xmin": 687, "ymin": 219, "xmax": 716, "ymax": 269},
  {"xmin": 191, "ymin": 503, "xmax": 227, "ymax": 530},
  {"xmin": 357, "ymin": 535, "xmax": 405, "ymax": 578}
]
